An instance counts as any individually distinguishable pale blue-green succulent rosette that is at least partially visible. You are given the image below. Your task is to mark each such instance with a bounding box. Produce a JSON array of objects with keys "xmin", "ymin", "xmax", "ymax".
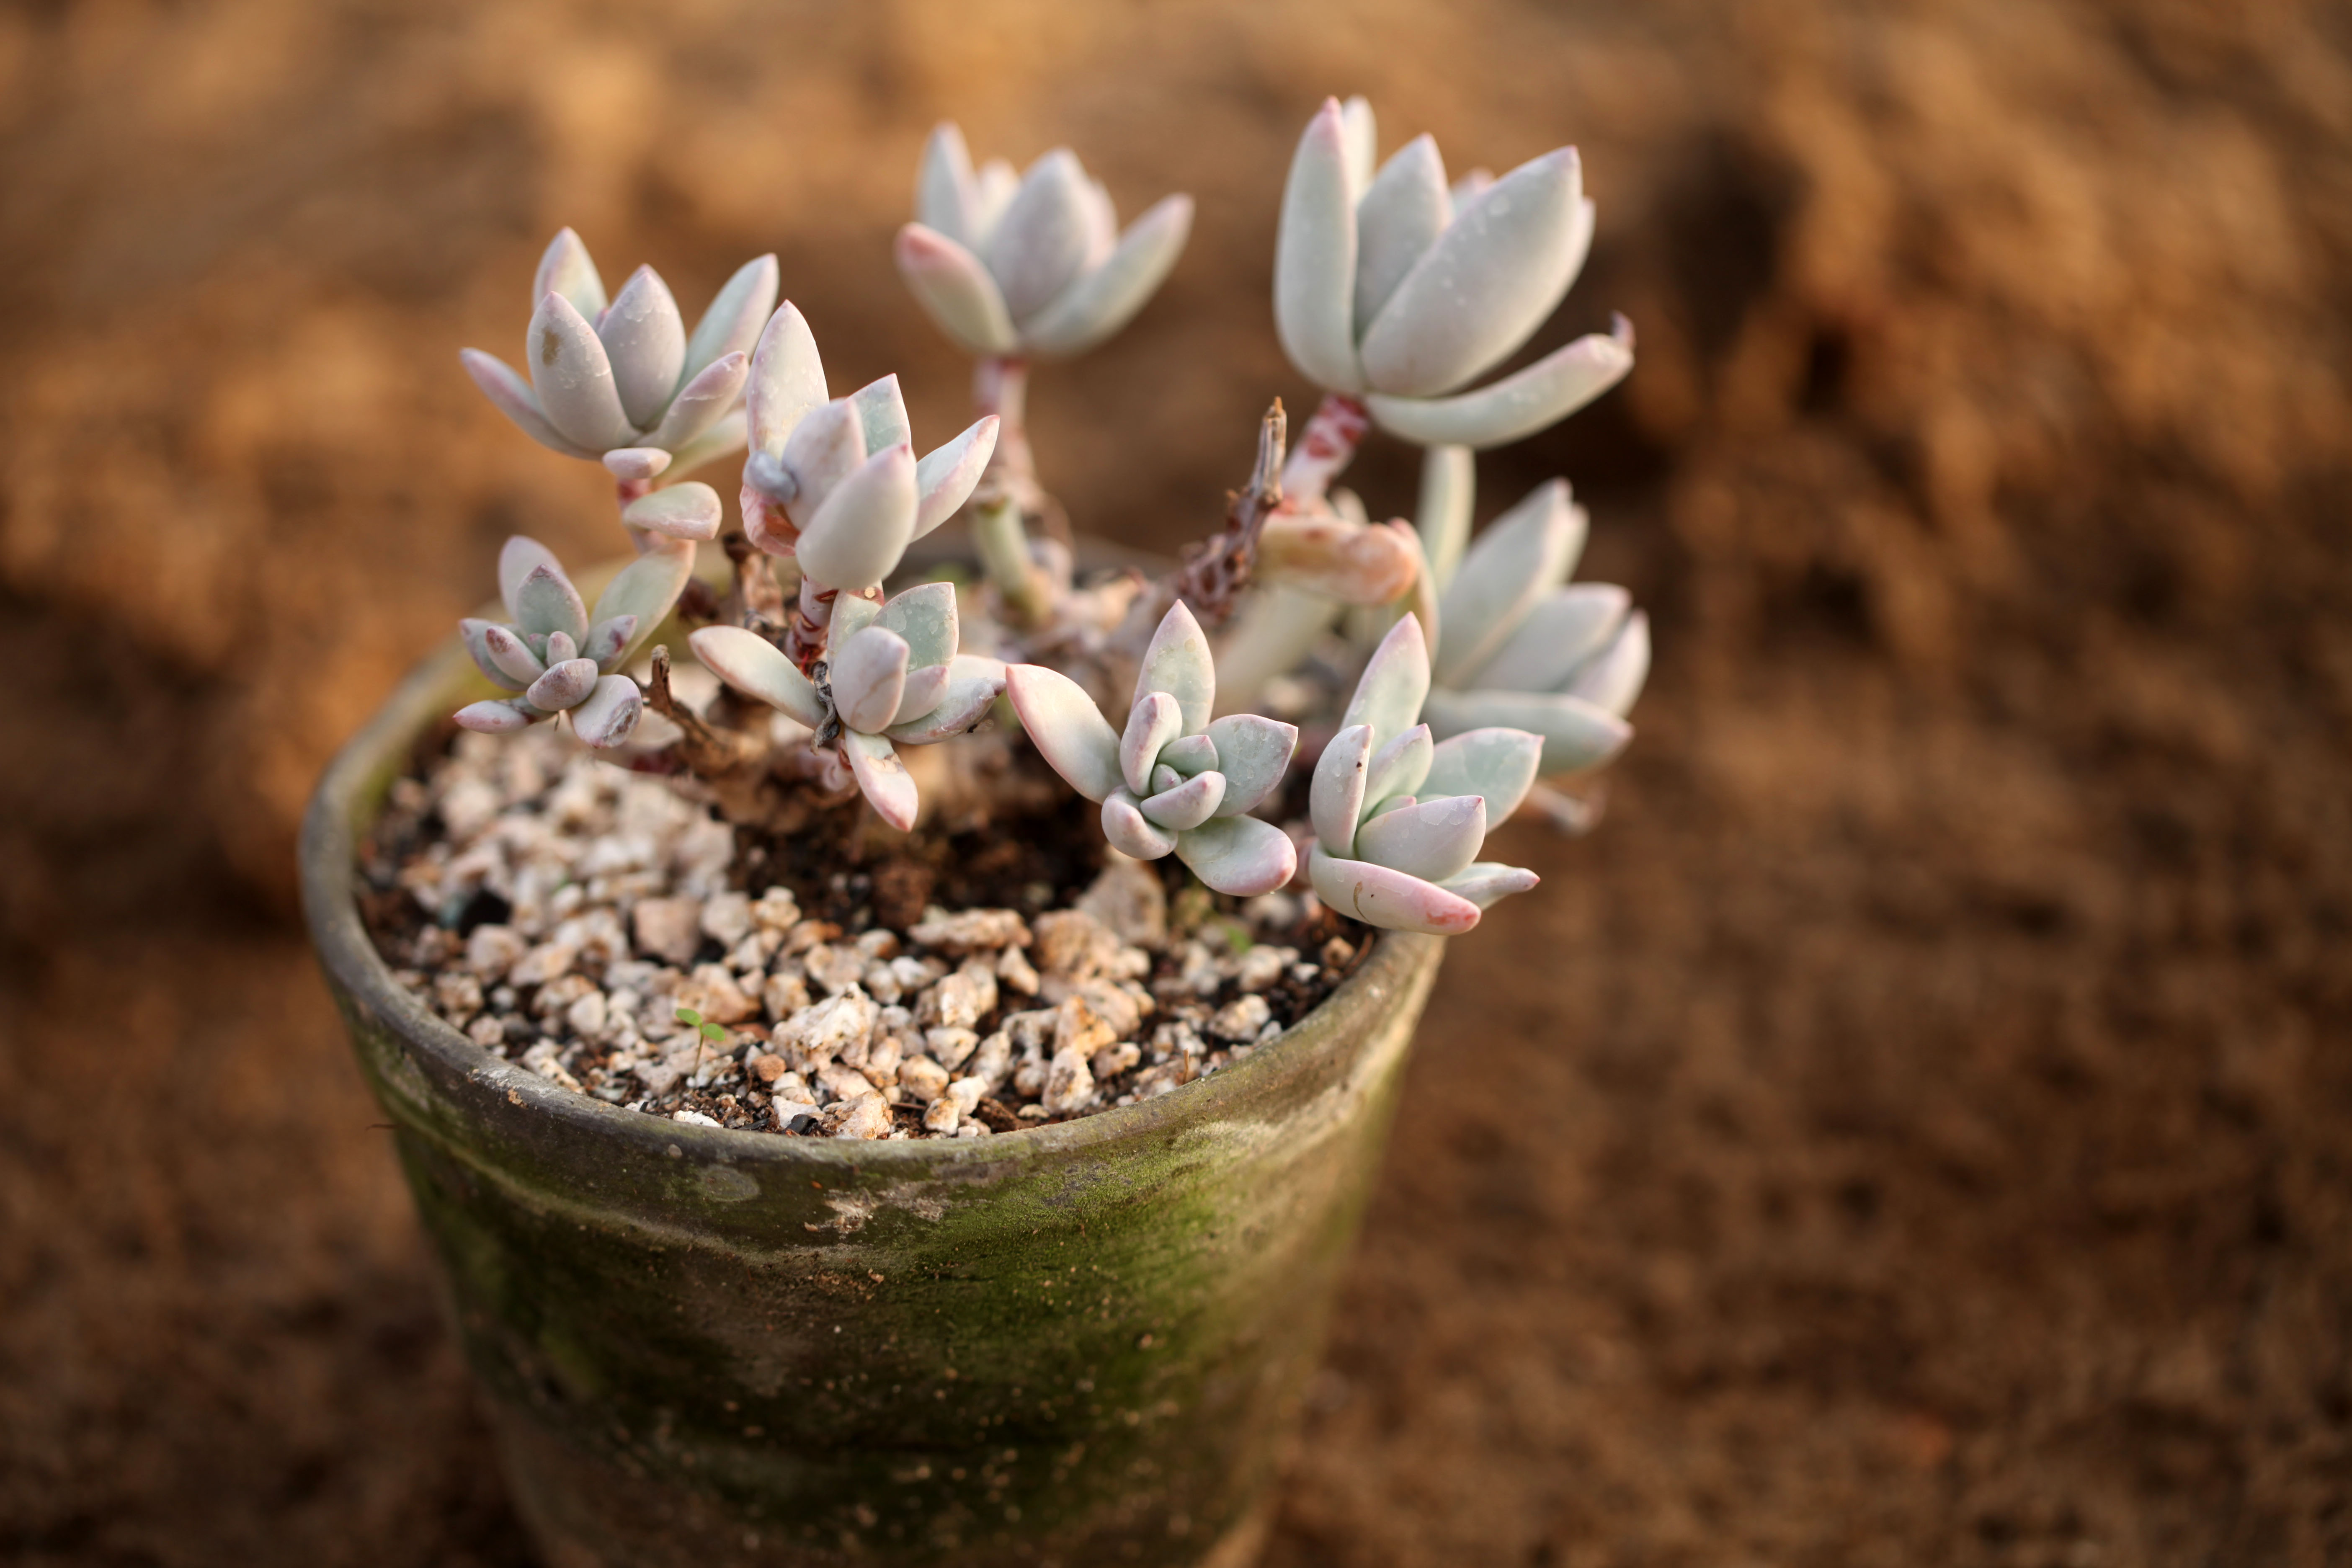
[
  {"xmin": 460, "ymin": 228, "xmax": 779, "ymax": 543},
  {"xmin": 689, "ymin": 582, "xmax": 1005, "ymax": 832},
  {"xmin": 453, "ymin": 535, "xmax": 694, "ymax": 749},
  {"xmin": 895, "ymin": 124, "xmax": 1194, "ymax": 361},
  {"xmin": 734, "ymin": 304, "xmax": 998, "ymax": 597},
  {"xmin": 1410, "ymin": 460, "xmax": 1648, "ymax": 775},
  {"xmin": 1274, "ymin": 96, "xmax": 1633, "ymax": 450},
  {"xmin": 1006, "ymin": 602, "xmax": 1301, "ymax": 899},
  {"xmin": 1306, "ymin": 615, "xmax": 1548, "ymax": 934}
]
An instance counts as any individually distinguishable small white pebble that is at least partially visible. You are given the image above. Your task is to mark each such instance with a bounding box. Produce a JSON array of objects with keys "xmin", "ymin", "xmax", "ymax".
[
  {"xmin": 699, "ymin": 891, "xmax": 753, "ymax": 946},
  {"xmin": 834, "ymin": 1096, "xmax": 892, "ymax": 1140},
  {"xmin": 673, "ymin": 1109, "xmax": 723, "ymax": 1128},
  {"xmin": 1209, "ymin": 994, "xmax": 1272, "ymax": 1043},
  {"xmin": 631, "ymin": 898, "xmax": 703, "ymax": 966},
  {"xmin": 463, "ymin": 925, "xmax": 526, "ymax": 981},
  {"xmin": 565, "ymin": 990, "xmax": 609, "ymax": 1039},
  {"xmin": 922, "ymin": 1097, "xmax": 960, "ymax": 1135},
  {"xmin": 926, "ymin": 1026, "xmax": 980, "ymax": 1070},
  {"xmin": 1042, "ymin": 1047, "xmax": 1095, "ymax": 1114},
  {"xmin": 898, "ymin": 1055, "xmax": 951, "ymax": 1103},
  {"xmin": 995, "ymin": 943, "xmax": 1040, "ymax": 996}
]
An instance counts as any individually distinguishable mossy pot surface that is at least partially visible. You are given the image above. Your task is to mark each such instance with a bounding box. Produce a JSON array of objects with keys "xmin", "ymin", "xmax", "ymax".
[{"xmin": 300, "ymin": 629, "xmax": 1445, "ymax": 1568}]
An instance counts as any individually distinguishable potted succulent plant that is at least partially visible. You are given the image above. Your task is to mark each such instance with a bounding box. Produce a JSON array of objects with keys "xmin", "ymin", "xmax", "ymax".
[{"xmin": 302, "ymin": 95, "xmax": 1644, "ymax": 1567}]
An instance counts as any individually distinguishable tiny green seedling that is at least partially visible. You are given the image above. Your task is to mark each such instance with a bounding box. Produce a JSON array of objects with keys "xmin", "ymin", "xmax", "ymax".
[{"xmin": 674, "ymin": 1005, "xmax": 731, "ymax": 1074}]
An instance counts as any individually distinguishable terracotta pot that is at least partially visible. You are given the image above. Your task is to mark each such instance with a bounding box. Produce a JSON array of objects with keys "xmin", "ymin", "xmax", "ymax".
[{"xmin": 299, "ymin": 630, "xmax": 1446, "ymax": 1568}]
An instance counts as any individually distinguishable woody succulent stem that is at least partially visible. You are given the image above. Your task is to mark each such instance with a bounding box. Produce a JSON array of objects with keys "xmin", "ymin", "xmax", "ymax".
[
  {"xmin": 972, "ymin": 356, "xmax": 1055, "ymax": 628},
  {"xmin": 1278, "ymin": 391, "xmax": 1368, "ymax": 507}
]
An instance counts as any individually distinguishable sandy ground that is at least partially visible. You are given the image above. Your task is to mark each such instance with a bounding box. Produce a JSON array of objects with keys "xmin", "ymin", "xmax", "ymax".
[{"xmin": 3, "ymin": 0, "xmax": 2349, "ymax": 1562}]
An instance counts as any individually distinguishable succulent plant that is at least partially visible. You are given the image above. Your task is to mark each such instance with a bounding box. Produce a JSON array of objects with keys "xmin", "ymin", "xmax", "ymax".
[
  {"xmin": 1006, "ymin": 602, "xmax": 1301, "ymax": 897},
  {"xmin": 896, "ymin": 124, "xmax": 1194, "ymax": 360},
  {"xmin": 1274, "ymin": 96, "xmax": 1633, "ymax": 450},
  {"xmin": 460, "ymin": 230, "xmax": 779, "ymax": 537},
  {"xmin": 1306, "ymin": 615, "xmax": 1545, "ymax": 934},
  {"xmin": 736, "ymin": 304, "xmax": 998, "ymax": 603},
  {"xmin": 1414, "ymin": 460, "xmax": 1649, "ymax": 775},
  {"xmin": 689, "ymin": 582, "xmax": 1006, "ymax": 830},
  {"xmin": 454, "ymin": 536, "xmax": 694, "ymax": 748}
]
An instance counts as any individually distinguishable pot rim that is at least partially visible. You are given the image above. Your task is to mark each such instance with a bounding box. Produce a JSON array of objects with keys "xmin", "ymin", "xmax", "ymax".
[{"xmin": 300, "ymin": 626, "xmax": 1435, "ymax": 1179}]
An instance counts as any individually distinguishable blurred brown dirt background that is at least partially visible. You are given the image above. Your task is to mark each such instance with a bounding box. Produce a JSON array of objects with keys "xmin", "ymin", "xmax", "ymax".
[{"xmin": 3, "ymin": 0, "xmax": 2350, "ymax": 1563}]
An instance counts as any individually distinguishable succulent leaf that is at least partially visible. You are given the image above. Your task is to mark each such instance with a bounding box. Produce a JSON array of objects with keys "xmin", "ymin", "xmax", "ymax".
[
  {"xmin": 842, "ymin": 730, "xmax": 918, "ymax": 831},
  {"xmin": 1440, "ymin": 861, "xmax": 1541, "ymax": 910},
  {"xmin": 512, "ymin": 563, "xmax": 590, "ymax": 646},
  {"xmin": 1467, "ymin": 582, "xmax": 1628, "ymax": 692},
  {"xmin": 599, "ymin": 265, "xmax": 688, "ymax": 428},
  {"xmin": 456, "ymin": 697, "xmax": 540, "ymax": 735},
  {"xmin": 745, "ymin": 303, "xmax": 829, "ymax": 458},
  {"xmin": 1341, "ymin": 614, "xmax": 1432, "ymax": 749},
  {"xmin": 831, "ymin": 595, "xmax": 882, "ymax": 643},
  {"xmin": 778, "ymin": 400, "xmax": 867, "ymax": 531},
  {"xmin": 986, "ymin": 149, "xmax": 1096, "ymax": 321},
  {"xmin": 1307, "ymin": 844, "xmax": 1481, "ymax": 935},
  {"xmin": 1151, "ymin": 763, "xmax": 1183, "ymax": 796},
  {"xmin": 830, "ymin": 626, "xmax": 911, "ymax": 735},
  {"xmin": 647, "ymin": 351, "xmax": 750, "ymax": 453},
  {"xmin": 1563, "ymin": 609, "xmax": 1649, "ymax": 716},
  {"xmin": 682, "ymin": 254, "xmax": 780, "ymax": 383},
  {"xmin": 795, "ymin": 443, "xmax": 918, "ymax": 592},
  {"xmin": 850, "ymin": 374, "xmax": 913, "ymax": 457},
  {"xmin": 621, "ymin": 481, "xmax": 721, "ymax": 542},
  {"xmin": 589, "ymin": 536, "xmax": 694, "ymax": 661},
  {"xmin": 1120, "ymin": 690, "xmax": 1183, "ymax": 797},
  {"xmin": 1351, "ymin": 793, "xmax": 1485, "ymax": 883},
  {"xmin": 892, "ymin": 661, "xmax": 950, "ymax": 726},
  {"xmin": 1421, "ymin": 687, "xmax": 1630, "ymax": 776},
  {"xmin": 525, "ymin": 290, "xmax": 635, "ymax": 451},
  {"xmin": 1354, "ymin": 134, "xmax": 1451, "ymax": 339},
  {"xmin": 581, "ymin": 614, "xmax": 638, "ymax": 671},
  {"xmin": 1140, "ymin": 769, "xmax": 1225, "ymax": 831},
  {"xmin": 1311, "ymin": 722, "xmax": 1374, "ymax": 855},
  {"xmin": 1275, "ymin": 98, "xmax": 1364, "ymax": 393},
  {"xmin": 1421, "ymin": 726, "xmax": 1544, "ymax": 824},
  {"xmin": 917, "ymin": 122, "xmax": 978, "ymax": 245},
  {"xmin": 527, "ymin": 657, "xmax": 599, "ymax": 712},
  {"xmin": 533, "ymin": 229, "xmax": 607, "ymax": 319},
  {"xmin": 497, "ymin": 536, "xmax": 563, "ymax": 616},
  {"xmin": 1175, "ymin": 814, "xmax": 1298, "ymax": 899},
  {"xmin": 912, "ymin": 416, "xmax": 998, "ymax": 537},
  {"xmin": 895, "ymin": 224, "xmax": 1020, "ymax": 356},
  {"xmin": 461, "ymin": 619, "xmax": 532, "ymax": 689},
  {"xmin": 1004, "ymin": 664, "xmax": 1122, "ymax": 802},
  {"xmin": 1358, "ymin": 148, "xmax": 1585, "ymax": 397},
  {"xmin": 1432, "ymin": 480, "xmax": 1584, "ymax": 686},
  {"xmin": 885, "ymin": 655, "xmax": 1004, "ymax": 744},
  {"xmin": 1019, "ymin": 194, "xmax": 1195, "ymax": 356},
  {"xmin": 1202, "ymin": 714, "xmax": 1298, "ymax": 818},
  {"xmin": 459, "ymin": 349, "xmax": 596, "ymax": 458},
  {"xmin": 1159, "ymin": 732, "xmax": 1219, "ymax": 777},
  {"xmin": 689, "ymin": 625, "xmax": 825, "ymax": 728},
  {"xmin": 1136, "ymin": 600, "xmax": 1217, "ymax": 734},
  {"xmin": 1363, "ymin": 722, "xmax": 1434, "ymax": 806},
  {"xmin": 874, "ymin": 580, "xmax": 958, "ymax": 671},
  {"xmin": 602, "ymin": 446, "xmax": 672, "ymax": 482},
  {"xmin": 1101, "ymin": 789, "xmax": 1179, "ymax": 859},
  {"xmin": 1366, "ymin": 315, "xmax": 1635, "ymax": 449},
  {"xmin": 1254, "ymin": 514, "xmax": 1421, "ymax": 604}
]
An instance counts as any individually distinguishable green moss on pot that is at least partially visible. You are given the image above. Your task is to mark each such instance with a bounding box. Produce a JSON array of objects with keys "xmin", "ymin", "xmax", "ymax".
[{"xmin": 301, "ymin": 635, "xmax": 1446, "ymax": 1567}]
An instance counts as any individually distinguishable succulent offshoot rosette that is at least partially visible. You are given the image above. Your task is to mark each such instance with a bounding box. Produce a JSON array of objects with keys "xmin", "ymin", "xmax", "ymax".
[
  {"xmin": 690, "ymin": 583, "xmax": 1005, "ymax": 832},
  {"xmin": 1307, "ymin": 616, "xmax": 1547, "ymax": 935},
  {"xmin": 1006, "ymin": 603, "xmax": 1302, "ymax": 898},
  {"xmin": 460, "ymin": 230, "xmax": 780, "ymax": 541},
  {"xmin": 454, "ymin": 536, "xmax": 694, "ymax": 749}
]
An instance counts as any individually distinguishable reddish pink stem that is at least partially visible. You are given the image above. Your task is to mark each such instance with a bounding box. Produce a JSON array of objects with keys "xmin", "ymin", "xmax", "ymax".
[{"xmin": 1279, "ymin": 392, "xmax": 1369, "ymax": 506}]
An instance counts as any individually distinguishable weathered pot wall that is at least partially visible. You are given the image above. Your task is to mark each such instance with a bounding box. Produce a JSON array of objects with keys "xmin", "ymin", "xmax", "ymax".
[{"xmin": 301, "ymin": 639, "xmax": 1445, "ymax": 1568}]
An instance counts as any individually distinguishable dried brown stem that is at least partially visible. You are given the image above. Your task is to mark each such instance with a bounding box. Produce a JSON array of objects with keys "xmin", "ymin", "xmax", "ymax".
[
  {"xmin": 643, "ymin": 644, "xmax": 769, "ymax": 779},
  {"xmin": 1168, "ymin": 399, "xmax": 1288, "ymax": 626}
]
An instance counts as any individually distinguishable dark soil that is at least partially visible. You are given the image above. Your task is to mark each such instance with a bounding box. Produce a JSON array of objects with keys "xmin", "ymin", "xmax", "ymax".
[{"xmin": 5, "ymin": 3, "xmax": 2351, "ymax": 1565}]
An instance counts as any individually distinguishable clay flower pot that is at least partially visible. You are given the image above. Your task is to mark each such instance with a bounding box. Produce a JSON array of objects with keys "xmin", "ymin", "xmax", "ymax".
[{"xmin": 299, "ymin": 632, "xmax": 1447, "ymax": 1568}]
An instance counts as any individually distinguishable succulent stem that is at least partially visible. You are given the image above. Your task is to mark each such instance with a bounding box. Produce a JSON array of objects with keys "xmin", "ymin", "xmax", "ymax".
[
  {"xmin": 971, "ymin": 491, "xmax": 1052, "ymax": 627},
  {"xmin": 1279, "ymin": 392, "xmax": 1369, "ymax": 505},
  {"xmin": 1167, "ymin": 400, "xmax": 1287, "ymax": 626}
]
